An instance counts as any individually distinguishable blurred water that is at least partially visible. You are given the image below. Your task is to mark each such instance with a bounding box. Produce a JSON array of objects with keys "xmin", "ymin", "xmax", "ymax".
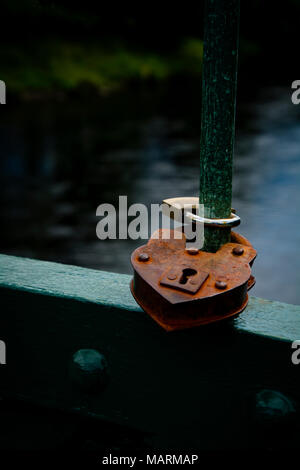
[{"xmin": 1, "ymin": 85, "xmax": 300, "ymax": 304}]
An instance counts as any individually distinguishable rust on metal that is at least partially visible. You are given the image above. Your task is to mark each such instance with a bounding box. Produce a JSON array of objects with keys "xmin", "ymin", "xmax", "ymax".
[
  {"xmin": 131, "ymin": 229, "xmax": 257, "ymax": 331},
  {"xmin": 186, "ymin": 248, "xmax": 199, "ymax": 255},
  {"xmin": 138, "ymin": 253, "xmax": 150, "ymax": 262},
  {"xmin": 160, "ymin": 267, "xmax": 209, "ymax": 294},
  {"xmin": 215, "ymin": 280, "xmax": 227, "ymax": 290},
  {"xmin": 232, "ymin": 246, "xmax": 244, "ymax": 256}
]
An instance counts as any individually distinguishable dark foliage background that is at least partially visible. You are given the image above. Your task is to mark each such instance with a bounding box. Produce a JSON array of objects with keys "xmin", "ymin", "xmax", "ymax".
[{"xmin": 1, "ymin": 0, "xmax": 299, "ymax": 93}]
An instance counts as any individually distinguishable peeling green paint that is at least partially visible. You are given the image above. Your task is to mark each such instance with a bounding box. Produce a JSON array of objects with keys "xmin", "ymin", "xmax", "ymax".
[{"xmin": 200, "ymin": 0, "xmax": 240, "ymax": 252}]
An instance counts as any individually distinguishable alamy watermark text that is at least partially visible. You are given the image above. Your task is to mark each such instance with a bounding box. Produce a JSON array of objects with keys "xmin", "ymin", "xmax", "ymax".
[
  {"xmin": 291, "ymin": 340, "xmax": 300, "ymax": 365},
  {"xmin": 0, "ymin": 80, "xmax": 6, "ymax": 104},
  {"xmin": 0, "ymin": 340, "xmax": 6, "ymax": 365}
]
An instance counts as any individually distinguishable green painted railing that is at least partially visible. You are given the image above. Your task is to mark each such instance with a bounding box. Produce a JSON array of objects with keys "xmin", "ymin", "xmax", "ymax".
[{"xmin": 1, "ymin": 254, "xmax": 299, "ymax": 450}]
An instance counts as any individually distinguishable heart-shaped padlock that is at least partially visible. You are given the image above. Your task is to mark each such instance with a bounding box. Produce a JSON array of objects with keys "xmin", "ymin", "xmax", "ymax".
[{"xmin": 131, "ymin": 229, "xmax": 256, "ymax": 331}]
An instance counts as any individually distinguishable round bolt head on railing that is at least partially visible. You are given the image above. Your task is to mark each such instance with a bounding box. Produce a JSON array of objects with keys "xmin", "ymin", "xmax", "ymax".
[{"xmin": 69, "ymin": 349, "xmax": 109, "ymax": 392}]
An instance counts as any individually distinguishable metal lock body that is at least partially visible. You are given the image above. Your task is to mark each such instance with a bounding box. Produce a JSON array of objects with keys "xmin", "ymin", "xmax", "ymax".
[{"xmin": 131, "ymin": 229, "xmax": 256, "ymax": 331}]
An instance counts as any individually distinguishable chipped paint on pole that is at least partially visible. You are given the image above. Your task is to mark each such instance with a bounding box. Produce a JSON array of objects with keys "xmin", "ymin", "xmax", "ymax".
[{"xmin": 200, "ymin": 0, "xmax": 240, "ymax": 252}]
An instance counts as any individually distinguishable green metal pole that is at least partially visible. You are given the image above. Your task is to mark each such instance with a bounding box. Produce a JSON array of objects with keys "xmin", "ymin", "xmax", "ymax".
[{"xmin": 200, "ymin": 0, "xmax": 240, "ymax": 252}]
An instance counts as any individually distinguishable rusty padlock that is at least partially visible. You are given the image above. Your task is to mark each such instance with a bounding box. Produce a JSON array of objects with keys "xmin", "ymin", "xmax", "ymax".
[{"xmin": 131, "ymin": 200, "xmax": 256, "ymax": 331}]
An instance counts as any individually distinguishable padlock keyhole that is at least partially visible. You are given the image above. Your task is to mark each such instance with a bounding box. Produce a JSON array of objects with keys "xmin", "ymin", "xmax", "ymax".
[{"xmin": 179, "ymin": 268, "xmax": 197, "ymax": 285}]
